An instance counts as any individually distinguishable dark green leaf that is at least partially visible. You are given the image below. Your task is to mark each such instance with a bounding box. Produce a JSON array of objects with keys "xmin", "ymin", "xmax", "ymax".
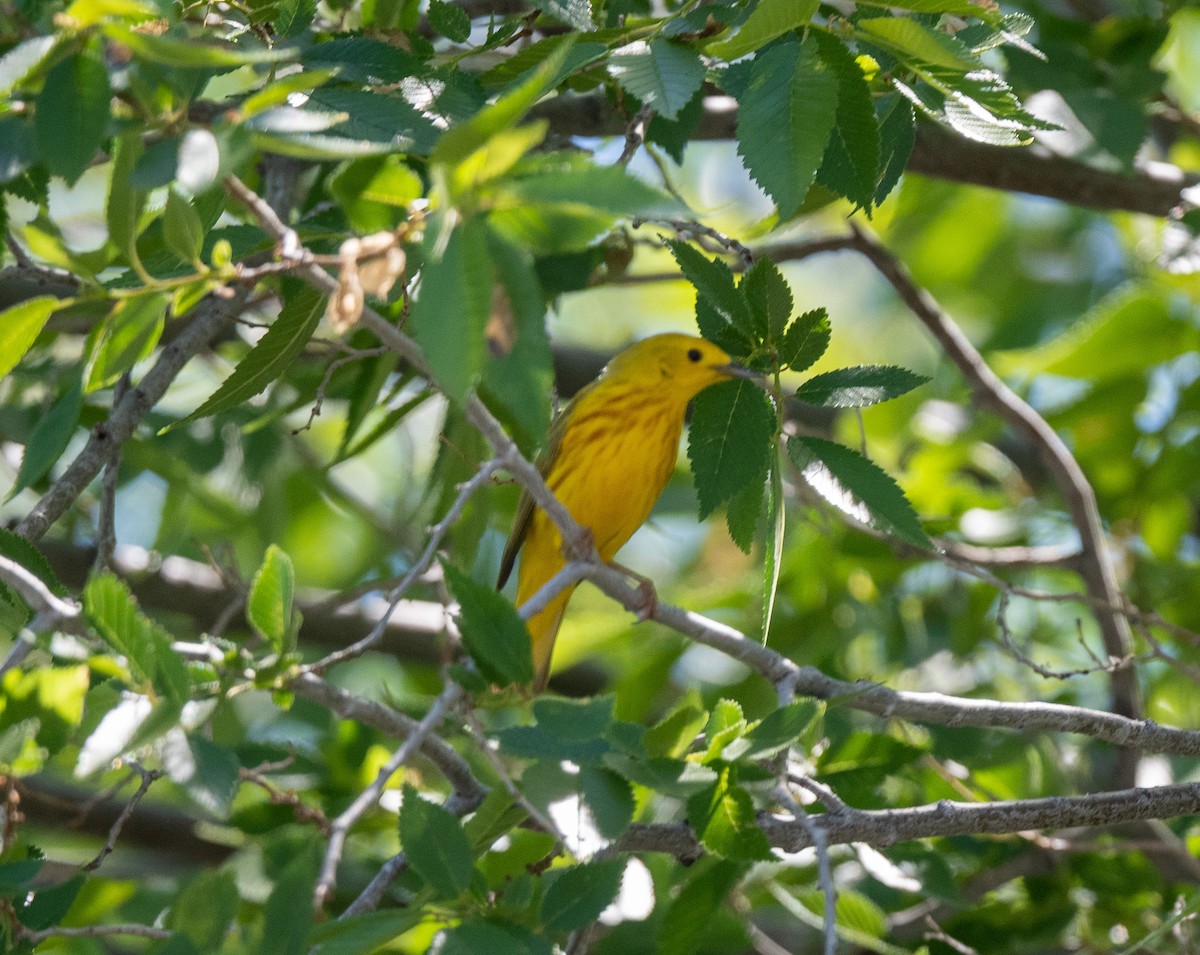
[
  {"xmin": 409, "ymin": 218, "xmax": 492, "ymax": 405},
  {"xmin": 779, "ymin": 308, "xmax": 830, "ymax": 372},
  {"xmin": 35, "ymin": 42, "xmax": 110, "ymax": 184},
  {"xmin": 875, "ymin": 96, "xmax": 915, "ymax": 205},
  {"xmin": 166, "ymin": 870, "xmax": 240, "ymax": 950},
  {"xmin": 428, "ymin": 0, "xmax": 470, "ymax": 41},
  {"xmin": 742, "ymin": 699, "xmax": 824, "ymax": 760},
  {"xmin": 706, "ymin": 0, "xmax": 819, "ymax": 61},
  {"xmin": 444, "ymin": 562, "xmax": 534, "ymax": 686},
  {"xmin": 540, "ymin": 859, "xmax": 625, "ymax": 932},
  {"xmin": 495, "ymin": 724, "xmax": 609, "ymax": 763},
  {"xmin": 659, "ymin": 860, "xmax": 744, "ymax": 955},
  {"xmin": 247, "ymin": 544, "xmax": 296, "ymax": 653},
  {"xmin": 275, "ymin": 0, "xmax": 317, "ymax": 37},
  {"xmin": 163, "ymin": 734, "xmax": 240, "ymax": 817},
  {"xmin": 502, "ymin": 162, "xmax": 673, "ymax": 215},
  {"xmin": 579, "ymin": 766, "xmax": 635, "ymax": 839},
  {"xmin": 399, "ymin": 784, "xmax": 475, "ymax": 899},
  {"xmin": 167, "ymin": 283, "xmax": 324, "ymax": 430},
  {"xmin": 687, "ymin": 379, "xmax": 775, "ymax": 519},
  {"xmin": 440, "ymin": 919, "xmax": 553, "ymax": 955},
  {"xmin": 608, "ymin": 39, "xmax": 706, "ymax": 121},
  {"xmin": 725, "ymin": 476, "xmax": 764, "ymax": 553},
  {"xmin": 307, "ymin": 910, "xmax": 423, "ymax": 955},
  {"xmin": 19, "ymin": 873, "xmax": 84, "ymax": 930},
  {"xmin": 814, "ymin": 31, "xmax": 881, "ymax": 211},
  {"xmin": 686, "ymin": 766, "xmax": 772, "ymax": 861},
  {"xmin": 257, "ymin": 839, "xmax": 319, "ymax": 955},
  {"xmin": 0, "ymin": 297, "xmax": 60, "ymax": 380},
  {"xmin": 0, "ymin": 529, "xmax": 65, "ymax": 597},
  {"xmin": 741, "ymin": 257, "xmax": 793, "ymax": 342},
  {"xmin": 0, "ymin": 118, "xmax": 37, "ymax": 182},
  {"xmin": 735, "ymin": 36, "xmax": 838, "ymax": 218},
  {"xmin": 787, "ymin": 436, "xmax": 930, "ymax": 547},
  {"xmin": 9, "ymin": 380, "xmax": 81, "ymax": 500},
  {"xmin": 794, "ymin": 365, "xmax": 929, "ymax": 407},
  {"xmin": 0, "ymin": 853, "xmax": 43, "ymax": 891},
  {"xmin": 666, "ymin": 239, "xmax": 752, "ymax": 348},
  {"xmin": 532, "ymin": 695, "xmax": 615, "ymax": 741}
]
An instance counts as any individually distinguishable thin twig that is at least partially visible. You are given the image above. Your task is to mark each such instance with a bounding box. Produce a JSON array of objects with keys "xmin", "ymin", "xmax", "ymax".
[
  {"xmin": 84, "ymin": 764, "xmax": 163, "ymax": 872},
  {"xmin": 19, "ymin": 923, "xmax": 174, "ymax": 944},
  {"xmin": 313, "ymin": 682, "xmax": 465, "ymax": 910},
  {"xmin": 774, "ymin": 784, "xmax": 837, "ymax": 955}
]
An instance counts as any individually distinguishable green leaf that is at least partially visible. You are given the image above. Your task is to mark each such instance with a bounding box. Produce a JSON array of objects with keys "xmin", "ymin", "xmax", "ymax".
[
  {"xmin": 702, "ymin": 698, "xmax": 746, "ymax": 763},
  {"xmin": 735, "ymin": 36, "xmax": 838, "ymax": 218},
  {"xmin": 608, "ymin": 39, "xmax": 706, "ymax": 121},
  {"xmin": 665, "ymin": 240, "xmax": 753, "ymax": 353},
  {"xmin": 0, "ymin": 529, "xmax": 65, "ymax": 597},
  {"xmin": 688, "ymin": 379, "xmax": 775, "ymax": 519},
  {"xmin": 167, "ymin": 283, "xmax": 324, "ymax": 430},
  {"xmin": 761, "ymin": 449, "xmax": 784, "ymax": 639},
  {"xmin": 794, "ymin": 365, "xmax": 929, "ymax": 407},
  {"xmin": 0, "ymin": 853, "xmax": 44, "ymax": 891},
  {"xmin": 500, "ymin": 162, "xmax": 673, "ymax": 215},
  {"xmin": 428, "ymin": 0, "xmax": 471, "ymax": 41},
  {"xmin": 440, "ymin": 919, "xmax": 552, "ymax": 955},
  {"xmin": 307, "ymin": 910, "xmax": 423, "ymax": 955},
  {"xmin": 433, "ymin": 38, "xmax": 576, "ymax": 166},
  {"xmin": 787, "ymin": 436, "xmax": 930, "ymax": 547},
  {"xmin": 163, "ymin": 734, "xmax": 240, "ymax": 817},
  {"xmin": 742, "ymin": 699, "xmax": 824, "ymax": 760},
  {"xmin": 104, "ymin": 24, "xmax": 299, "ymax": 67},
  {"xmin": 247, "ymin": 544, "xmax": 296, "ymax": 653},
  {"xmin": 8, "ymin": 379, "xmax": 82, "ymax": 500},
  {"xmin": 706, "ymin": 0, "xmax": 820, "ymax": 62},
  {"xmin": 0, "ymin": 297, "xmax": 59, "ymax": 381},
  {"xmin": 855, "ymin": 17, "xmax": 976, "ymax": 71},
  {"xmin": 34, "ymin": 41, "xmax": 111, "ymax": 184},
  {"xmin": 107, "ymin": 132, "xmax": 147, "ymax": 258},
  {"xmin": 579, "ymin": 766, "xmax": 634, "ymax": 839},
  {"xmin": 166, "ymin": 870, "xmax": 240, "ymax": 950},
  {"xmin": 399, "ymin": 784, "xmax": 475, "ymax": 899},
  {"xmin": 163, "ymin": 189, "xmax": 205, "ymax": 263},
  {"xmin": 257, "ymin": 839, "xmax": 319, "ymax": 955},
  {"xmin": 532, "ymin": 694, "xmax": 615, "ymax": 741},
  {"xmin": 443, "ymin": 562, "xmax": 534, "ymax": 686},
  {"xmin": 410, "ymin": 218, "xmax": 492, "ymax": 404},
  {"xmin": 814, "ymin": 31, "xmax": 881, "ymax": 212},
  {"xmin": 0, "ymin": 36, "xmax": 57, "ymax": 99},
  {"xmin": 643, "ymin": 697, "xmax": 707, "ymax": 758},
  {"xmin": 540, "ymin": 859, "xmax": 625, "ymax": 932},
  {"xmin": 84, "ymin": 293, "xmax": 166, "ymax": 393},
  {"xmin": 19, "ymin": 873, "xmax": 84, "ymax": 931},
  {"xmin": 741, "ymin": 257, "xmax": 793, "ymax": 342},
  {"xmin": 659, "ymin": 860, "xmax": 744, "ymax": 955},
  {"xmin": 725, "ymin": 475, "xmax": 764, "ymax": 553},
  {"xmin": 0, "ymin": 665, "xmax": 88, "ymax": 755},
  {"xmin": 779, "ymin": 308, "xmax": 830, "ymax": 372},
  {"xmin": 686, "ymin": 766, "xmax": 772, "ymax": 862},
  {"xmin": 875, "ymin": 96, "xmax": 915, "ymax": 205},
  {"xmin": 857, "ymin": 0, "xmax": 997, "ymax": 17},
  {"xmin": 84, "ymin": 572, "xmax": 191, "ymax": 704}
]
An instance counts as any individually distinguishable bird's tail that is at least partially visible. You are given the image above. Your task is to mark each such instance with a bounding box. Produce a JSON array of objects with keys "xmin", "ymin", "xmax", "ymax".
[{"xmin": 523, "ymin": 584, "xmax": 575, "ymax": 692}]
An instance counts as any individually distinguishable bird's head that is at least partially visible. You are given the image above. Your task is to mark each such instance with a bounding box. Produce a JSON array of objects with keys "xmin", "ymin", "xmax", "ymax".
[{"xmin": 603, "ymin": 333, "xmax": 759, "ymax": 400}]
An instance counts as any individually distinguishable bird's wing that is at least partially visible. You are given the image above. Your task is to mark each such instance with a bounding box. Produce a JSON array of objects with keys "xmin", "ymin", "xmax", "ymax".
[{"xmin": 496, "ymin": 395, "xmax": 575, "ymax": 589}]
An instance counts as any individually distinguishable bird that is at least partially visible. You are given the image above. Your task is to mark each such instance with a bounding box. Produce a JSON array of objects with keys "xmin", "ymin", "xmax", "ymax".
[{"xmin": 497, "ymin": 332, "xmax": 758, "ymax": 691}]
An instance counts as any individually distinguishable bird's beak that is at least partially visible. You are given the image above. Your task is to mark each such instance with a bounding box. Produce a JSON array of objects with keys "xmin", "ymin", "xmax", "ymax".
[{"xmin": 715, "ymin": 361, "xmax": 763, "ymax": 381}]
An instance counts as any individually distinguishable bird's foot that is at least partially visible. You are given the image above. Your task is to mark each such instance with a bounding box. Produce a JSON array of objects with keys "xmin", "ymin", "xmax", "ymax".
[{"xmin": 611, "ymin": 561, "xmax": 658, "ymax": 622}]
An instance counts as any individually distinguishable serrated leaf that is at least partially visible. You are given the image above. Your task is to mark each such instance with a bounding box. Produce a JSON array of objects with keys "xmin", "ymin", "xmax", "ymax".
[
  {"xmin": 741, "ymin": 257, "xmax": 793, "ymax": 341},
  {"xmin": 608, "ymin": 39, "xmax": 706, "ymax": 121},
  {"xmin": 659, "ymin": 860, "xmax": 743, "ymax": 955},
  {"xmin": 247, "ymin": 544, "xmax": 295, "ymax": 653},
  {"xmin": 167, "ymin": 283, "xmax": 324, "ymax": 430},
  {"xmin": 257, "ymin": 839, "xmax": 319, "ymax": 955},
  {"xmin": 0, "ymin": 529, "xmax": 66, "ymax": 597},
  {"xmin": 725, "ymin": 475, "xmax": 764, "ymax": 554},
  {"xmin": 794, "ymin": 365, "xmax": 928, "ymax": 407},
  {"xmin": 780, "ymin": 308, "xmax": 831, "ymax": 373},
  {"xmin": 307, "ymin": 910, "xmax": 423, "ymax": 955},
  {"xmin": 8, "ymin": 379, "xmax": 82, "ymax": 500},
  {"xmin": 399, "ymin": 784, "xmax": 475, "ymax": 899},
  {"xmin": 444, "ymin": 562, "xmax": 534, "ymax": 685},
  {"xmin": 35, "ymin": 42, "xmax": 110, "ymax": 184},
  {"xmin": 428, "ymin": 0, "xmax": 470, "ymax": 41},
  {"xmin": 161, "ymin": 733, "xmax": 240, "ymax": 817},
  {"xmin": 540, "ymin": 859, "xmax": 625, "ymax": 932},
  {"xmin": 688, "ymin": 379, "xmax": 775, "ymax": 519},
  {"xmin": 529, "ymin": 0, "xmax": 593, "ymax": 30},
  {"xmin": 666, "ymin": 239, "xmax": 753, "ymax": 352},
  {"xmin": 84, "ymin": 293, "xmax": 166, "ymax": 393},
  {"xmin": 856, "ymin": 17, "xmax": 976, "ymax": 71},
  {"xmin": 579, "ymin": 766, "xmax": 634, "ymax": 839},
  {"xmin": 409, "ymin": 218, "xmax": 491, "ymax": 405},
  {"xmin": 502, "ymin": 162, "xmax": 673, "ymax": 214},
  {"xmin": 0, "ymin": 296, "xmax": 59, "ymax": 380},
  {"xmin": 788, "ymin": 436, "xmax": 930, "ymax": 547},
  {"xmin": 441, "ymin": 919, "xmax": 552, "ymax": 955},
  {"xmin": 875, "ymin": 95, "xmax": 915, "ymax": 205},
  {"xmin": 742, "ymin": 699, "xmax": 823, "ymax": 759},
  {"xmin": 163, "ymin": 189, "xmax": 204, "ymax": 263},
  {"xmin": 686, "ymin": 766, "xmax": 772, "ymax": 861},
  {"xmin": 532, "ymin": 694, "xmax": 615, "ymax": 741},
  {"xmin": 736, "ymin": 36, "xmax": 839, "ymax": 219},
  {"xmin": 706, "ymin": 0, "xmax": 819, "ymax": 61},
  {"xmin": 0, "ymin": 36, "xmax": 57, "ymax": 98},
  {"xmin": 643, "ymin": 697, "xmax": 707, "ymax": 759},
  {"xmin": 814, "ymin": 31, "xmax": 881, "ymax": 211}
]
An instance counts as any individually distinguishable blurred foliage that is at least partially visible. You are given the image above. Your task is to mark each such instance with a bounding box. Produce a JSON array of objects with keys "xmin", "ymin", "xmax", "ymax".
[{"xmin": 2, "ymin": 0, "xmax": 1200, "ymax": 952}]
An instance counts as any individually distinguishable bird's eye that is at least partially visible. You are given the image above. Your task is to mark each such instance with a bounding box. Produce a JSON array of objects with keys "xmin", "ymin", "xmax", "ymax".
[{"xmin": 687, "ymin": 348, "xmax": 702, "ymax": 363}]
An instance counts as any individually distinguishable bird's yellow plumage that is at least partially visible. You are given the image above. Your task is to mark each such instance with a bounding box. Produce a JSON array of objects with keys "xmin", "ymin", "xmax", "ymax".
[{"xmin": 498, "ymin": 333, "xmax": 755, "ymax": 690}]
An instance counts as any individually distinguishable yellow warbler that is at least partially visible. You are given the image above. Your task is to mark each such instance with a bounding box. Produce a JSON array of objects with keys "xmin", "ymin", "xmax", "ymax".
[{"xmin": 498, "ymin": 333, "xmax": 757, "ymax": 690}]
